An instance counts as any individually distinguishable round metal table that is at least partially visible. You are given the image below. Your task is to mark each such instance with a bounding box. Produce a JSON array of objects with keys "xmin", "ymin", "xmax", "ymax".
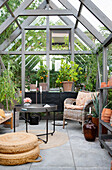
[{"xmin": 14, "ymin": 104, "xmax": 57, "ymax": 143}]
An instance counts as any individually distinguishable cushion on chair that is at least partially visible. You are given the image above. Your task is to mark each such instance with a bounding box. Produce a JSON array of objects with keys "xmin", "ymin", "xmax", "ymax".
[
  {"xmin": 76, "ymin": 91, "xmax": 99, "ymax": 106},
  {"xmin": 0, "ymin": 109, "xmax": 5, "ymax": 118},
  {"xmin": 65, "ymin": 104, "xmax": 84, "ymax": 110}
]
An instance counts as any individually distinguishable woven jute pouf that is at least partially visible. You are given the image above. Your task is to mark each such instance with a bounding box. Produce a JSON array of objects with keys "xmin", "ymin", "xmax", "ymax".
[
  {"xmin": 0, "ymin": 146, "xmax": 42, "ymax": 166},
  {"xmin": 0, "ymin": 132, "xmax": 39, "ymax": 154},
  {"xmin": 0, "ymin": 132, "xmax": 42, "ymax": 165}
]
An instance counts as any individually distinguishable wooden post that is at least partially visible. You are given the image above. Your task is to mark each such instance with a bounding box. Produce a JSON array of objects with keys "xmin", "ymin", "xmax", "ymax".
[
  {"xmin": 22, "ymin": 29, "xmax": 25, "ymax": 103},
  {"xmin": 46, "ymin": 4, "xmax": 50, "ymax": 90},
  {"xmin": 103, "ymin": 47, "xmax": 108, "ymax": 100}
]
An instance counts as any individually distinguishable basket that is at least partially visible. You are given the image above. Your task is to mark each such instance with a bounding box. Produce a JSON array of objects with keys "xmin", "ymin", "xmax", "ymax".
[
  {"xmin": 0, "ymin": 146, "xmax": 41, "ymax": 165},
  {"xmin": 0, "ymin": 132, "xmax": 42, "ymax": 165},
  {"xmin": 0, "ymin": 132, "xmax": 39, "ymax": 154}
]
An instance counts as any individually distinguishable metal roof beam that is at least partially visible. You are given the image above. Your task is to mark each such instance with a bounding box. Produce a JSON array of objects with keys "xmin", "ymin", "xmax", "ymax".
[
  {"xmin": 50, "ymin": 1, "xmax": 96, "ymax": 49},
  {"xmin": 19, "ymin": 9, "xmax": 73, "ymax": 16},
  {"xmin": 79, "ymin": 0, "xmax": 112, "ymax": 32},
  {"xmin": 103, "ymin": 33, "xmax": 112, "ymax": 47},
  {"xmin": 75, "ymin": 2, "xmax": 83, "ymax": 29},
  {"xmin": 0, "ymin": 0, "xmax": 9, "ymax": 8},
  {"xmin": 24, "ymin": 25, "xmax": 72, "ymax": 30},
  {"xmin": 96, "ymin": 33, "xmax": 112, "ymax": 54},
  {"xmin": 0, "ymin": 0, "xmax": 47, "ymax": 51},
  {"xmin": 46, "ymin": 0, "xmax": 49, "ymax": 4},
  {"xmin": 0, "ymin": 0, "xmax": 35, "ymax": 35},
  {"xmin": 0, "ymin": 51, "xmax": 22, "ymax": 55},
  {"xmin": 5, "ymin": 2, "xmax": 22, "ymax": 29},
  {"xmin": 0, "ymin": 50, "xmax": 92, "ymax": 55},
  {"xmin": 75, "ymin": 28, "xmax": 96, "ymax": 50},
  {"xmin": 58, "ymin": 0, "xmax": 105, "ymax": 43}
]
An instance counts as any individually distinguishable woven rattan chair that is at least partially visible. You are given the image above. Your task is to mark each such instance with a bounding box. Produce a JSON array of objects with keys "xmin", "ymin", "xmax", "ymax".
[{"xmin": 63, "ymin": 91, "xmax": 99, "ymax": 132}]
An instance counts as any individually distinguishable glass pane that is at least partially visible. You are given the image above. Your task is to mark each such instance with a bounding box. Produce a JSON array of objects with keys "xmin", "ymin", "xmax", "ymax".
[
  {"xmin": 81, "ymin": 5, "xmax": 111, "ymax": 37},
  {"xmin": 6, "ymin": 35, "xmax": 21, "ymax": 52},
  {"xmin": 78, "ymin": 22, "xmax": 100, "ymax": 46},
  {"xmin": 25, "ymin": 30, "xmax": 46, "ymax": 51},
  {"xmin": 50, "ymin": 16, "xmax": 66, "ymax": 25},
  {"xmin": 91, "ymin": 0, "xmax": 112, "ymax": 21},
  {"xmin": 27, "ymin": 0, "xmax": 44, "ymax": 9},
  {"xmin": 30, "ymin": 16, "xmax": 46, "ymax": 26},
  {"xmin": 0, "ymin": 22, "xmax": 18, "ymax": 45},
  {"xmin": 51, "ymin": 0, "xmax": 65, "ymax": 9},
  {"xmin": 52, "ymin": 31, "xmax": 69, "ymax": 50},
  {"xmin": 68, "ymin": 0, "xmax": 80, "ymax": 11}
]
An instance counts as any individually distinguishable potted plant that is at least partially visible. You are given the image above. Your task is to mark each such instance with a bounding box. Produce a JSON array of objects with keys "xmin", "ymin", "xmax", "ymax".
[
  {"xmin": 26, "ymin": 70, "xmax": 37, "ymax": 91},
  {"xmin": 37, "ymin": 65, "xmax": 48, "ymax": 91},
  {"xmin": 56, "ymin": 59, "xmax": 82, "ymax": 91},
  {"xmin": 0, "ymin": 69, "xmax": 19, "ymax": 111}
]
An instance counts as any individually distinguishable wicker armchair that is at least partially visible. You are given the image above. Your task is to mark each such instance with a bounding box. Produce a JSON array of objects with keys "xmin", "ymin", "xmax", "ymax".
[{"xmin": 63, "ymin": 91, "xmax": 99, "ymax": 132}]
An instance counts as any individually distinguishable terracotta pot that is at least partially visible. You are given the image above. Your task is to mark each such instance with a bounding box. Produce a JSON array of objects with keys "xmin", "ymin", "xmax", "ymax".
[
  {"xmin": 110, "ymin": 114, "xmax": 112, "ymax": 126},
  {"xmin": 30, "ymin": 84, "xmax": 36, "ymax": 91},
  {"xmin": 39, "ymin": 83, "xmax": 48, "ymax": 91},
  {"xmin": 101, "ymin": 82, "xmax": 107, "ymax": 88},
  {"xmin": 101, "ymin": 108, "xmax": 111, "ymax": 123},
  {"xmin": 107, "ymin": 77, "xmax": 112, "ymax": 87},
  {"xmin": 83, "ymin": 119, "xmax": 96, "ymax": 141},
  {"xmin": 62, "ymin": 81, "xmax": 73, "ymax": 92},
  {"xmin": 92, "ymin": 117, "xmax": 99, "ymax": 137},
  {"xmin": 92, "ymin": 117, "xmax": 107, "ymax": 136}
]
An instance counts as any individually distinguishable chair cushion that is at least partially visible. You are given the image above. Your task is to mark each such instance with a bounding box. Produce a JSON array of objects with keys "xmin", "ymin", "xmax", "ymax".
[
  {"xmin": 76, "ymin": 91, "xmax": 99, "ymax": 106},
  {"xmin": 65, "ymin": 104, "xmax": 84, "ymax": 110},
  {"xmin": 0, "ymin": 109, "xmax": 5, "ymax": 118}
]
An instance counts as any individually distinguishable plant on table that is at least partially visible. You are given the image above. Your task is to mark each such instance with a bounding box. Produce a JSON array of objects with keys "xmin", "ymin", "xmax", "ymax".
[
  {"xmin": 37, "ymin": 65, "xmax": 48, "ymax": 83},
  {"xmin": 56, "ymin": 59, "xmax": 82, "ymax": 85}
]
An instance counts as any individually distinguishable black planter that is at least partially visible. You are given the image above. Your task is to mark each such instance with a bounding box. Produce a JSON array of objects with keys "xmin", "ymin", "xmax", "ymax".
[{"xmin": 29, "ymin": 114, "xmax": 40, "ymax": 125}]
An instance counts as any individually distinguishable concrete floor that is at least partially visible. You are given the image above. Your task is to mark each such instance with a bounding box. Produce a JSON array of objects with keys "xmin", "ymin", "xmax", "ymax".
[{"xmin": 0, "ymin": 119, "xmax": 111, "ymax": 170}]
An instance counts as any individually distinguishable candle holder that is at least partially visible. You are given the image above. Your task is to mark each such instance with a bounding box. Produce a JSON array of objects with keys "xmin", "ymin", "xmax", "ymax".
[
  {"xmin": 36, "ymin": 81, "xmax": 38, "ymax": 104},
  {"xmin": 40, "ymin": 86, "xmax": 42, "ymax": 104}
]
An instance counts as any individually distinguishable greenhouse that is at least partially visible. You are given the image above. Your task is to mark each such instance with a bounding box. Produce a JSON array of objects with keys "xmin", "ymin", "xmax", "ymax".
[{"xmin": 0, "ymin": 0, "xmax": 112, "ymax": 169}]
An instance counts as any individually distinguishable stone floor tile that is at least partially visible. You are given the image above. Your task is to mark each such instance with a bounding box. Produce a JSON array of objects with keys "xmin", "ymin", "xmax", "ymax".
[
  {"xmin": 0, "ymin": 120, "xmax": 111, "ymax": 170},
  {"xmin": 76, "ymin": 167, "xmax": 110, "ymax": 170},
  {"xmin": 30, "ymin": 167, "xmax": 76, "ymax": 170},
  {"xmin": 0, "ymin": 164, "xmax": 31, "ymax": 170},
  {"xmin": 31, "ymin": 147, "xmax": 75, "ymax": 167},
  {"xmin": 72, "ymin": 148, "xmax": 111, "ymax": 168}
]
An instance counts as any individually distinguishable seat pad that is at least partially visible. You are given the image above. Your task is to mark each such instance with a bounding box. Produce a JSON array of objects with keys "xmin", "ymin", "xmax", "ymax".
[{"xmin": 65, "ymin": 104, "xmax": 84, "ymax": 110}]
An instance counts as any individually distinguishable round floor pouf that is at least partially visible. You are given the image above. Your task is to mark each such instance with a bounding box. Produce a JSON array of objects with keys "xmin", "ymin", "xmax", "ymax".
[
  {"xmin": 0, "ymin": 132, "xmax": 39, "ymax": 154},
  {"xmin": 0, "ymin": 146, "xmax": 41, "ymax": 165}
]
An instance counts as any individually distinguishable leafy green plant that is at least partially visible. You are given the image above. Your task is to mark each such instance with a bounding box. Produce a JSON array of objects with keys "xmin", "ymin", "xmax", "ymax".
[
  {"xmin": 92, "ymin": 93, "xmax": 99, "ymax": 118},
  {"xmin": 56, "ymin": 59, "xmax": 82, "ymax": 85},
  {"xmin": 91, "ymin": 93, "xmax": 109, "ymax": 118},
  {"xmin": 37, "ymin": 65, "xmax": 48, "ymax": 83},
  {"xmin": 0, "ymin": 69, "xmax": 19, "ymax": 110}
]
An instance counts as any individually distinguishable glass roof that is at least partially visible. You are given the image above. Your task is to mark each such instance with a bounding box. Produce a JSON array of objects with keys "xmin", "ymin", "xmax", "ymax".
[
  {"xmin": 0, "ymin": 0, "xmax": 112, "ymax": 71},
  {"xmin": 91, "ymin": 0, "xmax": 112, "ymax": 21}
]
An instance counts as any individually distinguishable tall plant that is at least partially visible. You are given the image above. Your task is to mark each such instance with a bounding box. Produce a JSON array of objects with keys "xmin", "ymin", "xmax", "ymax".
[{"xmin": 0, "ymin": 69, "xmax": 19, "ymax": 110}]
